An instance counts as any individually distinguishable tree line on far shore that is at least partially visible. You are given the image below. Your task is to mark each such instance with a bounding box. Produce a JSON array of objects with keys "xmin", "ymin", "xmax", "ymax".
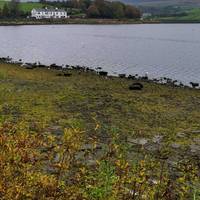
[
  {"xmin": 86, "ymin": 0, "xmax": 141, "ymax": 19},
  {"xmin": 0, "ymin": 0, "xmax": 141, "ymax": 19},
  {"xmin": 45, "ymin": 0, "xmax": 141, "ymax": 19},
  {"xmin": 0, "ymin": 0, "xmax": 27, "ymax": 19}
]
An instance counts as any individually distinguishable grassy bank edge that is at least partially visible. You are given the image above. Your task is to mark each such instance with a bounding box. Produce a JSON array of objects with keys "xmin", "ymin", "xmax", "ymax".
[
  {"xmin": 1, "ymin": 18, "xmax": 200, "ymax": 25},
  {"xmin": 0, "ymin": 18, "xmax": 160, "ymax": 25}
]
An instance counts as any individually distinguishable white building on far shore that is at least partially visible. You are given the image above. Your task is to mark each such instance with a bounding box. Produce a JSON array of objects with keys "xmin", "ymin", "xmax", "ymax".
[
  {"xmin": 141, "ymin": 13, "xmax": 152, "ymax": 19},
  {"xmin": 31, "ymin": 8, "xmax": 68, "ymax": 19}
]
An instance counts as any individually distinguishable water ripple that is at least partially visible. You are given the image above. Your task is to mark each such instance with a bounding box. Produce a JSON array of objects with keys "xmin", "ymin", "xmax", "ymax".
[{"xmin": 0, "ymin": 24, "xmax": 200, "ymax": 84}]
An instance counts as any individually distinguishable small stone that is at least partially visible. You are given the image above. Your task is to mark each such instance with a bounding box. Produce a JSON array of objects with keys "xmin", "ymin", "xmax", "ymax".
[
  {"xmin": 87, "ymin": 160, "xmax": 96, "ymax": 166},
  {"xmin": 190, "ymin": 144, "xmax": 200, "ymax": 153},
  {"xmin": 146, "ymin": 144, "xmax": 160, "ymax": 152},
  {"xmin": 177, "ymin": 132, "xmax": 186, "ymax": 138},
  {"xmin": 152, "ymin": 135, "xmax": 163, "ymax": 143},
  {"xmin": 194, "ymin": 138, "xmax": 200, "ymax": 144},
  {"xmin": 171, "ymin": 143, "xmax": 181, "ymax": 149},
  {"xmin": 47, "ymin": 126, "xmax": 63, "ymax": 135},
  {"xmin": 149, "ymin": 179, "xmax": 158, "ymax": 185},
  {"xmin": 130, "ymin": 138, "xmax": 148, "ymax": 145},
  {"xmin": 81, "ymin": 144, "xmax": 93, "ymax": 150},
  {"xmin": 191, "ymin": 130, "xmax": 200, "ymax": 134}
]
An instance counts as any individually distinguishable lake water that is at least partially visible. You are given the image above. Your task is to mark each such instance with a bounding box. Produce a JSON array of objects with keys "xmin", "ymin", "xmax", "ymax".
[{"xmin": 0, "ymin": 24, "xmax": 200, "ymax": 84}]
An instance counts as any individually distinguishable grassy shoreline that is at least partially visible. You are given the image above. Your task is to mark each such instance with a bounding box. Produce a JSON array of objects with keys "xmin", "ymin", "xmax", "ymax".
[
  {"xmin": 0, "ymin": 18, "xmax": 159, "ymax": 25},
  {"xmin": 1, "ymin": 18, "xmax": 200, "ymax": 26},
  {"xmin": 0, "ymin": 62, "xmax": 199, "ymax": 199}
]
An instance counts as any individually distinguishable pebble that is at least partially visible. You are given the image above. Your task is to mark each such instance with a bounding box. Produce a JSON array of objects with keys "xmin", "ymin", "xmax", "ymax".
[{"xmin": 152, "ymin": 135, "xmax": 163, "ymax": 143}]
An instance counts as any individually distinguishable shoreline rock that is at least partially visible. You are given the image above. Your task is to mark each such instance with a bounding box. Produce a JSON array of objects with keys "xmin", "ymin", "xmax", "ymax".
[{"xmin": 0, "ymin": 56, "xmax": 199, "ymax": 89}]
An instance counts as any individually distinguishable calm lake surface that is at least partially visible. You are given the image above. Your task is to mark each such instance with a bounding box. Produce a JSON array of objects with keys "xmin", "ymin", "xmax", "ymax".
[{"xmin": 0, "ymin": 24, "xmax": 200, "ymax": 83}]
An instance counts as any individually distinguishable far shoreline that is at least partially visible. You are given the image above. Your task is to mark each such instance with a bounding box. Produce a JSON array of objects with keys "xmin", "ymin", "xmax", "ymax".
[
  {"xmin": 0, "ymin": 18, "xmax": 156, "ymax": 26},
  {"xmin": 1, "ymin": 56, "xmax": 199, "ymax": 89},
  {"xmin": 1, "ymin": 18, "xmax": 200, "ymax": 26}
]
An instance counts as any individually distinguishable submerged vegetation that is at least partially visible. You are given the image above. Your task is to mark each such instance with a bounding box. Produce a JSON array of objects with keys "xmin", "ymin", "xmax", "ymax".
[{"xmin": 0, "ymin": 63, "xmax": 199, "ymax": 199}]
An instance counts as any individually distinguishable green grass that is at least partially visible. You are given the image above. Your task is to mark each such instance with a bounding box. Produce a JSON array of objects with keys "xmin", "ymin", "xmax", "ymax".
[
  {"xmin": 0, "ymin": 1, "xmax": 46, "ymax": 12},
  {"xmin": 0, "ymin": 62, "xmax": 199, "ymax": 137},
  {"xmin": 0, "ymin": 1, "xmax": 83, "ymax": 15},
  {"xmin": 19, "ymin": 2, "xmax": 45, "ymax": 12},
  {"xmin": 157, "ymin": 7, "xmax": 200, "ymax": 22},
  {"xmin": 180, "ymin": 8, "xmax": 200, "ymax": 20},
  {"xmin": 0, "ymin": 1, "xmax": 5, "ymax": 9},
  {"xmin": 0, "ymin": 63, "xmax": 199, "ymax": 199}
]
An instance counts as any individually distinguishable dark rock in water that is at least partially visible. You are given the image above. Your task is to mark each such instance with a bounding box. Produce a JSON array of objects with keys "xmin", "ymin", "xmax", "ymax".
[
  {"xmin": 25, "ymin": 62, "xmax": 35, "ymax": 66},
  {"xmin": 190, "ymin": 82, "xmax": 199, "ymax": 88},
  {"xmin": 153, "ymin": 78, "xmax": 159, "ymax": 83},
  {"xmin": 99, "ymin": 71, "xmax": 108, "ymax": 76},
  {"xmin": 141, "ymin": 76, "xmax": 148, "ymax": 80},
  {"xmin": 71, "ymin": 65, "xmax": 75, "ymax": 69},
  {"xmin": 128, "ymin": 75, "xmax": 136, "ymax": 80},
  {"xmin": 87, "ymin": 68, "xmax": 95, "ymax": 73},
  {"xmin": 14, "ymin": 61, "xmax": 23, "ymax": 65},
  {"xmin": 79, "ymin": 65, "xmax": 85, "ymax": 70},
  {"xmin": 21, "ymin": 63, "xmax": 35, "ymax": 69},
  {"xmin": 65, "ymin": 64, "xmax": 70, "ymax": 68},
  {"xmin": 179, "ymin": 82, "xmax": 184, "ymax": 87},
  {"xmin": 166, "ymin": 78, "xmax": 173, "ymax": 84},
  {"xmin": 119, "ymin": 74, "xmax": 126, "ymax": 78},
  {"xmin": 172, "ymin": 80, "xmax": 178, "ymax": 84},
  {"xmin": 25, "ymin": 66, "xmax": 34, "ymax": 70},
  {"xmin": 37, "ymin": 64, "xmax": 46, "ymax": 68},
  {"xmin": 85, "ymin": 67, "xmax": 92, "ymax": 72},
  {"xmin": 50, "ymin": 63, "xmax": 62, "ymax": 70},
  {"xmin": 96, "ymin": 67, "xmax": 102, "ymax": 70},
  {"xmin": 0, "ymin": 56, "xmax": 12, "ymax": 62},
  {"xmin": 72, "ymin": 65, "xmax": 85, "ymax": 71},
  {"xmin": 129, "ymin": 83, "xmax": 143, "ymax": 90}
]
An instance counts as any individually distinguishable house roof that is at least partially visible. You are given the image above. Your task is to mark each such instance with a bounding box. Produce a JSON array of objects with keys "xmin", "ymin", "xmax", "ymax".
[{"xmin": 32, "ymin": 8, "xmax": 66, "ymax": 12}]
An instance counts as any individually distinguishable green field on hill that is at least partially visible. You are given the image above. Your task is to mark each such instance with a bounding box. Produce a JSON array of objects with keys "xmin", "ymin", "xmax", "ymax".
[
  {"xmin": 156, "ymin": 8, "xmax": 200, "ymax": 22},
  {"xmin": 177, "ymin": 8, "xmax": 200, "ymax": 21},
  {"xmin": 19, "ymin": 2, "xmax": 45, "ymax": 12},
  {"xmin": 0, "ymin": 1, "xmax": 7, "ymax": 9},
  {"xmin": 0, "ymin": 1, "xmax": 45, "ymax": 12}
]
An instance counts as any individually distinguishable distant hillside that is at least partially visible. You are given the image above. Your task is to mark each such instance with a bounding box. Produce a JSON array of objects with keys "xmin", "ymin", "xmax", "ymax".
[
  {"xmin": 2, "ymin": 0, "xmax": 200, "ymax": 6},
  {"xmin": 125, "ymin": 0, "xmax": 200, "ymax": 7},
  {"xmin": 119, "ymin": 0, "xmax": 200, "ymax": 17},
  {"xmin": 2, "ymin": 0, "xmax": 200, "ymax": 8},
  {"xmin": 0, "ymin": 1, "xmax": 45, "ymax": 12},
  {"xmin": 1, "ymin": 0, "xmax": 200, "ymax": 20},
  {"xmin": 158, "ymin": 7, "xmax": 200, "ymax": 21}
]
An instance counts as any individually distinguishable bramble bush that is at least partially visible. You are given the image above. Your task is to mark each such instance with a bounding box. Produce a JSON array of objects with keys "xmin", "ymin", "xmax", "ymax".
[{"xmin": 0, "ymin": 121, "xmax": 199, "ymax": 200}]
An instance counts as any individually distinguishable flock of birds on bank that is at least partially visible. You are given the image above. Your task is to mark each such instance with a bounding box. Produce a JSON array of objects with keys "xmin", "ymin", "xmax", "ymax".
[{"xmin": 0, "ymin": 56, "xmax": 199, "ymax": 90}]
